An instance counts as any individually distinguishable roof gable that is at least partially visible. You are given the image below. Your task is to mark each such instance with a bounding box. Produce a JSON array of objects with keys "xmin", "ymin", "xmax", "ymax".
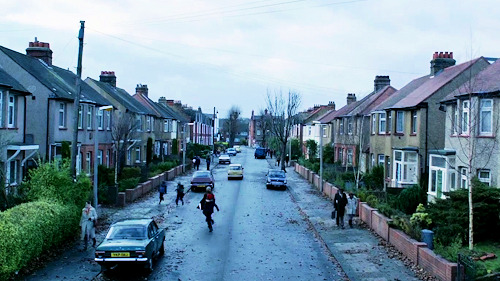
[{"xmin": 0, "ymin": 68, "xmax": 30, "ymax": 94}]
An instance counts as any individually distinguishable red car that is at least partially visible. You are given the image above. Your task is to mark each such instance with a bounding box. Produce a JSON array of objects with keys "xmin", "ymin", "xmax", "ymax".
[{"xmin": 190, "ymin": 171, "xmax": 215, "ymax": 192}]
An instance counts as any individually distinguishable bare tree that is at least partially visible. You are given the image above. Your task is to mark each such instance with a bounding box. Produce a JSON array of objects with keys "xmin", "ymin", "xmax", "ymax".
[
  {"xmin": 227, "ymin": 106, "xmax": 241, "ymax": 147},
  {"xmin": 266, "ymin": 90, "xmax": 301, "ymax": 171},
  {"xmin": 111, "ymin": 112, "xmax": 140, "ymax": 183}
]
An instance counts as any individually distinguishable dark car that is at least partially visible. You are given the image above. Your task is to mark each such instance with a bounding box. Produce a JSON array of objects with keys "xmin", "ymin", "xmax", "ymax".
[
  {"xmin": 190, "ymin": 171, "xmax": 215, "ymax": 191},
  {"xmin": 266, "ymin": 169, "xmax": 287, "ymax": 190},
  {"xmin": 254, "ymin": 147, "xmax": 266, "ymax": 159},
  {"xmin": 95, "ymin": 218, "xmax": 165, "ymax": 272}
]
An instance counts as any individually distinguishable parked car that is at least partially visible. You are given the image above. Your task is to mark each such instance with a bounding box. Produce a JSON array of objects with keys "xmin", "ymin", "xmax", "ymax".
[
  {"xmin": 227, "ymin": 164, "xmax": 244, "ymax": 180},
  {"xmin": 234, "ymin": 145, "xmax": 241, "ymax": 153},
  {"xmin": 190, "ymin": 171, "xmax": 215, "ymax": 191},
  {"xmin": 219, "ymin": 154, "xmax": 231, "ymax": 164},
  {"xmin": 227, "ymin": 148, "xmax": 237, "ymax": 156},
  {"xmin": 95, "ymin": 218, "xmax": 165, "ymax": 272},
  {"xmin": 266, "ymin": 169, "xmax": 287, "ymax": 190},
  {"xmin": 254, "ymin": 147, "xmax": 266, "ymax": 159}
]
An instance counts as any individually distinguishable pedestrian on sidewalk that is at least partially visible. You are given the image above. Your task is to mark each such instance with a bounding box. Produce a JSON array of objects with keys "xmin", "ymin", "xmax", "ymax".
[
  {"xmin": 197, "ymin": 187, "xmax": 219, "ymax": 232},
  {"xmin": 158, "ymin": 181, "xmax": 167, "ymax": 204},
  {"xmin": 206, "ymin": 155, "xmax": 211, "ymax": 170},
  {"xmin": 80, "ymin": 201, "xmax": 97, "ymax": 250},
  {"xmin": 333, "ymin": 189, "xmax": 348, "ymax": 229},
  {"xmin": 285, "ymin": 154, "xmax": 289, "ymax": 166},
  {"xmin": 195, "ymin": 156, "xmax": 201, "ymax": 170},
  {"xmin": 175, "ymin": 182, "xmax": 185, "ymax": 206},
  {"xmin": 276, "ymin": 156, "xmax": 281, "ymax": 167},
  {"xmin": 346, "ymin": 192, "xmax": 358, "ymax": 228},
  {"xmin": 270, "ymin": 150, "xmax": 273, "ymax": 159}
]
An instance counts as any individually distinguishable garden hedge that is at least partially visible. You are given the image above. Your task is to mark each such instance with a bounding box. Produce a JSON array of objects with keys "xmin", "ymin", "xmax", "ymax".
[{"xmin": 0, "ymin": 201, "xmax": 79, "ymax": 279}]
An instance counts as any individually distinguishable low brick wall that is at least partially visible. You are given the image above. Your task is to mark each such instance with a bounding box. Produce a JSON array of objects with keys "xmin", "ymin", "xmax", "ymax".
[
  {"xmin": 371, "ymin": 211, "xmax": 391, "ymax": 241},
  {"xmin": 313, "ymin": 174, "xmax": 320, "ymax": 190},
  {"xmin": 117, "ymin": 192, "xmax": 126, "ymax": 207},
  {"xmin": 167, "ymin": 169, "xmax": 175, "ymax": 180},
  {"xmin": 142, "ymin": 180, "xmax": 153, "ymax": 194},
  {"xmin": 150, "ymin": 175, "xmax": 160, "ymax": 189},
  {"xmin": 418, "ymin": 247, "xmax": 457, "ymax": 281},
  {"xmin": 389, "ymin": 228, "xmax": 426, "ymax": 264},
  {"xmin": 360, "ymin": 203, "xmax": 376, "ymax": 228}
]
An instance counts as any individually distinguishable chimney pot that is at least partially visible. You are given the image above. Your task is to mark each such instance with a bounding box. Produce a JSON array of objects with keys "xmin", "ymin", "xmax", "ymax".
[
  {"xmin": 430, "ymin": 51, "xmax": 456, "ymax": 75},
  {"xmin": 26, "ymin": 39, "xmax": 53, "ymax": 65},
  {"xmin": 99, "ymin": 71, "xmax": 117, "ymax": 87}
]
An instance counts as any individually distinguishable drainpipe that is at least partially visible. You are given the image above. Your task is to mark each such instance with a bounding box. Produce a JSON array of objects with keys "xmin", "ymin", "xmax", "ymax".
[
  {"xmin": 424, "ymin": 106, "xmax": 429, "ymax": 178},
  {"xmin": 46, "ymin": 99, "xmax": 50, "ymax": 160}
]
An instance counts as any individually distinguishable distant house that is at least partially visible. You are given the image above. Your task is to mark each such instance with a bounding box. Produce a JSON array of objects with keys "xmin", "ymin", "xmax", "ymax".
[
  {"xmin": 299, "ymin": 103, "xmax": 336, "ymax": 158},
  {"xmin": 369, "ymin": 52, "xmax": 490, "ymax": 188},
  {"xmin": 0, "ymin": 68, "xmax": 38, "ymax": 189},
  {"xmin": 248, "ymin": 109, "xmax": 272, "ymax": 148},
  {"xmin": 428, "ymin": 59, "xmax": 500, "ymax": 201}
]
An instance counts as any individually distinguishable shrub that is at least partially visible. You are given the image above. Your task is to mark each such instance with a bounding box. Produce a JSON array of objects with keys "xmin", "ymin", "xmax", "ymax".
[
  {"xmin": 150, "ymin": 161, "xmax": 179, "ymax": 175},
  {"xmin": 305, "ymin": 139, "xmax": 318, "ymax": 160},
  {"xmin": 434, "ymin": 235, "xmax": 463, "ymax": 262},
  {"xmin": 120, "ymin": 167, "xmax": 141, "ymax": 180},
  {"xmin": 98, "ymin": 165, "xmax": 115, "ymax": 188},
  {"xmin": 393, "ymin": 185, "xmax": 426, "ymax": 215},
  {"xmin": 364, "ymin": 165, "xmax": 384, "ymax": 190},
  {"xmin": 366, "ymin": 195, "xmax": 379, "ymax": 208},
  {"xmin": 0, "ymin": 201, "xmax": 80, "ymax": 280},
  {"xmin": 410, "ymin": 203, "xmax": 432, "ymax": 229},
  {"xmin": 118, "ymin": 177, "xmax": 140, "ymax": 192},
  {"xmin": 391, "ymin": 214, "xmax": 422, "ymax": 241}
]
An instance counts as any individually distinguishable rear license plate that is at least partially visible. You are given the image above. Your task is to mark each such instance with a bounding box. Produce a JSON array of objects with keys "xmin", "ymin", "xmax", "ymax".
[
  {"xmin": 111, "ymin": 252, "xmax": 130, "ymax": 257},
  {"xmin": 198, "ymin": 185, "xmax": 206, "ymax": 188},
  {"xmin": 272, "ymin": 182, "xmax": 282, "ymax": 185}
]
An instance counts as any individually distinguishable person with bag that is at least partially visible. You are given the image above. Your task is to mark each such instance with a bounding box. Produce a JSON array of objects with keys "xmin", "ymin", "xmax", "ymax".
[
  {"xmin": 346, "ymin": 193, "xmax": 358, "ymax": 228},
  {"xmin": 158, "ymin": 181, "xmax": 167, "ymax": 204},
  {"xmin": 333, "ymin": 189, "xmax": 348, "ymax": 229},
  {"xmin": 80, "ymin": 201, "xmax": 97, "ymax": 250},
  {"xmin": 197, "ymin": 187, "xmax": 219, "ymax": 232},
  {"xmin": 175, "ymin": 182, "xmax": 185, "ymax": 206}
]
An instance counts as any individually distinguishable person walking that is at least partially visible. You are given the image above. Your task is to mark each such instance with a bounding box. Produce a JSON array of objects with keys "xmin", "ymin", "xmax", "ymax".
[
  {"xmin": 269, "ymin": 150, "xmax": 273, "ymax": 159},
  {"xmin": 276, "ymin": 156, "xmax": 281, "ymax": 167},
  {"xmin": 198, "ymin": 187, "xmax": 219, "ymax": 232},
  {"xmin": 158, "ymin": 181, "xmax": 167, "ymax": 204},
  {"xmin": 80, "ymin": 201, "xmax": 97, "ymax": 250},
  {"xmin": 206, "ymin": 155, "xmax": 211, "ymax": 170},
  {"xmin": 333, "ymin": 189, "xmax": 348, "ymax": 229},
  {"xmin": 285, "ymin": 154, "xmax": 289, "ymax": 166},
  {"xmin": 346, "ymin": 193, "xmax": 358, "ymax": 228},
  {"xmin": 195, "ymin": 156, "xmax": 201, "ymax": 170},
  {"xmin": 176, "ymin": 182, "xmax": 185, "ymax": 206}
]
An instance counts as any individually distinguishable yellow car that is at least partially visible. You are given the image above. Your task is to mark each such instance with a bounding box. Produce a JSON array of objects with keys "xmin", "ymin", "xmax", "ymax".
[
  {"xmin": 234, "ymin": 145, "xmax": 241, "ymax": 153},
  {"xmin": 227, "ymin": 164, "xmax": 244, "ymax": 180}
]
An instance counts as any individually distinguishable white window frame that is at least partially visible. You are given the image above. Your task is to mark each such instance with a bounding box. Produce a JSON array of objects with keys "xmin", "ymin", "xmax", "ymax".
[
  {"xmin": 452, "ymin": 104, "xmax": 458, "ymax": 135},
  {"xmin": 136, "ymin": 115, "xmax": 142, "ymax": 131},
  {"xmin": 371, "ymin": 153, "xmax": 375, "ymax": 168},
  {"xmin": 393, "ymin": 150, "xmax": 418, "ymax": 185},
  {"xmin": 478, "ymin": 169, "xmax": 491, "ymax": 186},
  {"xmin": 347, "ymin": 118, "xmax": 353, "ymax": 135},
  {"xmin": 106, "ymin": 110, "xmax": 111, "ymax": 130},
  {"xmin": 106, "ymin": 149, "xmax": 110, "ymax": 167},
  {"xmin": 78, "ymin": 105, "xmax": 83, "ymax": 129},
  {"xmin": 135, "ymin": 147, "xmax": 141, "ymax": 163},
  {"xmin": 87, "ymin": 105, "xmax": 93, "ymax": 130},
  {"xmin": 396, "ymin": 111, "xmax": 404, "ymax": 133},
  {"xmin": 8, "ymin": 94, "xmax": 15, "ymax": 128},
  {"xmin": 86, "ymin": 151, "xmax": 92, "ymax": 174},
  {"xmin": 58, "ymin": 102, "xmax": 66, "ymax": 128},
  {"xmin": 338, "ymin": 149, "xmax": 343, "ymax": 164},
  {"xmin": 460, "ymin": 167, "xmax": 468, "ymax": 189},
  {"xmin": 98, "ymin": 149, "xmax": 103, "ymax": 165},
  {"xmin": 97, "ymin": 109, "xmax": 104, "ymax": 130},
  {"xmin": 339, "ymin": 119, "xmax": 344, "ymax": 135},
  {"xmin": 146, "ymin": 116, "xmax": 151, "ymax": 131},
  {"xmin": 164, "ymin": 120, "xmax": 168, "ymax": 132},
  {"xmin": 0, "ymin": 90, "xmax": 3, "ymax": 127},
  {"xmin": 461, "ymin": 100, "xmax": 469, "ymax": 135},
  {"xmin": 322, "ymin": 126, "xmax": 327, "ymax": 137},
  {"xmin": 411, "ymin": 110, "xmax": 417, "ymax": 134},
  {"xmin": 7, "ymin": 160, "xmax": 18, "ymax": 185},
  {"xmin": 378, "ymin": 113, "xmax": 386, "ymax": 134},
  {"xmin": 371, "ymin": 114, "xmax": 376, "ymax": 134},
  {"xmin": 127, "ymin": 149, "xmax": 132, "ymax": 165},
  {"xmin": 479, "ymin": 99, "xmax": 493, "ymax": 135},
  {"xmin": 378, "ymin": 154, "xmax": 385, "ymax": 166},
  {"xmin": 347, "ymin": 148, "xmax": 353, "ymax": 166},
  {"xmin": 428, "ymin": 155, "xmax": 455, "ymax": 199}
]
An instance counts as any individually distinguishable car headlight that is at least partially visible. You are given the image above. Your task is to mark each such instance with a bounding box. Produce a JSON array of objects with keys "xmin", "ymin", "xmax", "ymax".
[
  {"xmin": 95, "ymin": 251, "xmax": 105, "ymax": 258},
  {"xmin": 136, "ymin": 250, "xmax": 146, "ymax": 257},
  {"xmin": 284, "ymin": 180, "xmax": 287, "ymax": 184}
]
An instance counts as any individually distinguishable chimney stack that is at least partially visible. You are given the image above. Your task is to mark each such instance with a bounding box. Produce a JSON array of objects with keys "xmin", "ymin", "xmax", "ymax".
[
  {"xmin": 328, "ymin": 101, "xmax": 336, "ymax": 111},
  {"xmin": 374, "ymin": 75, "xmax": 390, "ymax": 92},
  {"xmin": 136, "ymin": 84, "xmax": 148, "ymax": 97},
  {"xmin": 158, "ymin": 97, "xmax": 167, "ymax": 106},
  {"xmin": 26, "ymin": 38, "xmax": 53, "ymax": 65},
  {"xmin": 430, "ymin": 51, "xmax": 456, "ymax": 76},
  {"xmin": 100, "ymin": 71, "xmax": 117, "ymax": 87},
  {"xmin": 347, "ymin": 93, "xmax": 356, "ymax": 105}
]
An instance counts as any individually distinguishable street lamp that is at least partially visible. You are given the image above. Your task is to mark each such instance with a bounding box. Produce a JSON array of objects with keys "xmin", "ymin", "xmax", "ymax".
[
  {"xmin": 313, "ymin": 121, "xmax": 323, "ymax": 192},
  {"xmin": 93, "ymin": 105, "xmax": 113, "ymax": 210}
]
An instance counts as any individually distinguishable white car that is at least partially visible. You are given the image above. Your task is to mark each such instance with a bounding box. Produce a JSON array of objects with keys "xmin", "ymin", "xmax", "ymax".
[{"xmin": 219, "ymin": 154, "xmax": 231, "ymax": 164}]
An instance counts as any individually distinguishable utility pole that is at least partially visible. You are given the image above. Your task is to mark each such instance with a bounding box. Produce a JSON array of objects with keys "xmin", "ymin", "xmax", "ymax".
[{"xmin": 71, "ymin": 21, "xmax": 85, "ymax": 178}]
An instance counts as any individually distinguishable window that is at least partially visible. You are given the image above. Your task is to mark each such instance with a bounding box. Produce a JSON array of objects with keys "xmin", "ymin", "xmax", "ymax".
[
  {"xmin": 347, "ymin": 118, "xmax": 353, "ymax": 135},
  {"xmin": 135, "ymin": 147, "xmax": 141, "ymax": 163},
  {"xmin": 411, "ymin": 110, "xmax": 417, "ymax": 134},
  {"xmin": 86, "ymin": 152, "xmax": 92, "ymax": 174},
  {"xmin": 146, "ymin": 116, "xmax": 151, "ymax": 131},
  {"xmin": 308, "ymin": 126, "xmax": 311, "ymax": 136},
  {"xmin": 97, "ymin": 109, "xmax": 104, "ymax": 130},
  {"xmin": 8, "ymin": 94, "xmax": 15, "ymax": 128},
  {"xmin": 347, "ymin": 149, "xmax": 353, "ymax": 166},
  {"xmin": 78, "ymin": 105, "xmax": 83, "ymax": 129},
  {"xmin": 87, "ymin": 105, "xmax": 93, "ymax": 130},
  {"xmin": 338, "ymin": 149, "xmax": 343, "ymax": 164},
  {"xmin": 480, "ymin": 99, "xmax": 493, "ymax": 135},
  {"xmin": 164, "ymin": 120, "xmax": 168, "ymax": 132},
  {"xmin": 378, "ymin": 154, "xmax": 384, "ymax": 166},
  {"xmin": 371, "ymin": 114, "xmax": 376, "ymax": 134},
  {"xmin": 322, "ymin": 126, "xmax": 327, "ymax": 137},
  {"xmin": 339, "ymin": 119, "xmax": 344, "ymax": 135},
  {"xmin": 393, "ymin": 150, "xmax": 418, "ymax": 185},
  {"xmin": 371, "ymin": 153, "xmax": 375, "ymax": 168},
  {"xmin": 461, "ymin": 100, "xmax": 469, "ymax": 135},
  {"xmin": 478, "ymin": 169, "xmax": 491, "ymax": 186},
  {"xmin": 396, "ymin": 111, "xmax": 404, "ymax": 133},
  {"xmin": 0, "ymin": 91, "xmax": 3, "ymax": 126},
  {"xmin": 379, "ymin": 113, "xmax": 386, "ymax": 134},
  {"xmin": 136, "ymin": 116, "xmax": 142, "ymax": 131},
  {"xmin": 58, "ymin": 103, "xmax": 66, "ymax": 128},
  {"xmin": 387, "ymin": 112, "xmax": 392, "ymax": 133},
  {"xmin": 428, "ymin": 155, "xmax": 450, "ymax": 198},
  {"xmin": 151, "ymin": 117, "xmax": 155, "ymax": 132},
  {"xmin": 452, "ymin": 104, "xmax": 458, "ymax": 135},
  {"xmin": 8, "ymin": 160, "xmax": 18, "ymax": 184},
  {"xmin": 98, "ymin": 150, "xmax": 103, "ymax": 165},
  {"xmin": 127, "ymin": 149, "xmax": 131, "ymax": 164},
  {"xmin": 256, "ymin": 129, "xmax": 261, "ymax": 136},
  {"xmin": 460, "ymin": 167, "xmax": 468, "ymax": 189},
  {"xmin": 106, "ymin": 150, "xmax": 110, "ymax": 167},
  {"xmin": 106, "ymin": 110, "xmax": 111, "ymax": 130}
]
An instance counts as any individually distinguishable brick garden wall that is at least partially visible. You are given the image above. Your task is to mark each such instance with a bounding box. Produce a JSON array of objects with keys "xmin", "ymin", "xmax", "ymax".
[{"xmin": 293, "ymin": 163, "xmax": 457, "ymax": 281}]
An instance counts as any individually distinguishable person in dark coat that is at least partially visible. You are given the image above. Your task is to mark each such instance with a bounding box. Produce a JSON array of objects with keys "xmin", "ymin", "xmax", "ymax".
[
  {"xmin": 333, "ymin": 189, "xmax": 348, "ymax": 229},
  {"xmin": 195, "ymin": 156, "xmax": 201, "ymax": 170},
  {"xmin": 198, "ymin": 187, "xmax": 219, "ymax": 232},
  {"xmin": 158, "ymin": 181, "xmax": 167, "ymax": 204},
  {"xmin": 206, "ymin": 155, "xmax": 211, "ymax": 170},
  {"xmin": 175, "ymin": 182, "xmax": 185, "ymax": 206}
]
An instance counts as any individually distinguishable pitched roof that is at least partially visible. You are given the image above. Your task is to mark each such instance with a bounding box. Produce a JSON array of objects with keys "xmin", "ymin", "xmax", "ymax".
[
  {"xmin": 0, "ymin": 45, "xmax": 109, "ymax": 104},
  {"xmin": 373, "ymin": 75, "xmax": 430, "ymax": 111},
  {"xmin": 86, "ymin": 78, "xmax": 155, "ymax": 115},
  {"xmin": 388, "ymin": 57, "xmax": 486, "ymax": 109},
  {"xmin": 0, "ymin": 68, "xmax": 30, "ymax": 94},
  {"xmin": 303, "ymin": 106, "xmax": 334, "ymax": 124},
  {"xmin": 351, "ymin": 85, "xmax": 397, "ymax": 116},
  {"xmin": 442, "ymin": 59, "xmax": 500, "ymax": 102}
]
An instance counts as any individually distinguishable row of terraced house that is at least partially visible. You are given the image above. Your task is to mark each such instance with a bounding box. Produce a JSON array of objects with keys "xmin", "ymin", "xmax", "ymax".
[
  {"xmin": 0, "ymin": 39, "xmax": 215, "ymax": 192},
  {"xmin": 291, "ymin": 52, "xmax": 499, "ymax": 201}
]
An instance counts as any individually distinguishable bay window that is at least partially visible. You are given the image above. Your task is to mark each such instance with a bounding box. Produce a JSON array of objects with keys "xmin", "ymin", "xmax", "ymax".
[
  {"xmin": 428, "ymin": 154, "xmax": 456, "ymax": 199},
  {"xmin": 97, "ymin": 109, "xmax": 104, "ymax": 130},
  {"xmin": 347, "ymin": 118, "xmax": 353, "ymax": 135},
  {"xmin": 59, "ymin": 102, "xmax": 66, "ymax": 128},
  {"xmin": 78, "ymin": 105, "xmax": 83, "ymax": 129},
  {"xmin": 371, "ymin": 114, "xmax": 376, "ymax": 134},
  {"xmin": 396, "ymin": 111, "xmax": 404, "ymax": 133},
  {"xmin": 393, "ymin": 150, "xmax": 418, "ymax": 185},
  {"xmin": 387, "ymin": 111, "xmax": 392, "ymax": 133},
  {"xmin": 461, "ymin": 100, "xmax": 469, "ymax": 135},
  {"xmin": 8, "ymin": 94, "xmax": 15, "ymax": 128},
  {"xmin": 411, "ymin": 110, "xmax": 417, "ymax": 134},
  {"xmin": 378, "ymin": 113, "xmax": 386, "ymax": 134}
]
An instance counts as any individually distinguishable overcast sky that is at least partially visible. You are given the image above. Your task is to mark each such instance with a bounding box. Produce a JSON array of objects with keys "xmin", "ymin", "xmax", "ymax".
[{"xmin": 2, "ymin": 0, "xmax": 499, "ymax": 118}]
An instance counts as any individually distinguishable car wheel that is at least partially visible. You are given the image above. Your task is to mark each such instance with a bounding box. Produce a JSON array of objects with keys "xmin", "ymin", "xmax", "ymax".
[
  {"xmin": 145, "ymin": 258, "xmax": 153, "ymax": 272},
  {"xmin": 266, "ymin": 185, "xmax": 270, "ymax": 189},
  {"xmin": 159, "ymin": 240, "xmax": 165, "ymax": 256}
]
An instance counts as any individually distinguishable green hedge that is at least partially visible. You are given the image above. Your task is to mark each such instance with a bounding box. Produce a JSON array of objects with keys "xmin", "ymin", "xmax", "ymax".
[{"xmin": 0, "ymin": 201, "xmax": 80, "ymax": 279}]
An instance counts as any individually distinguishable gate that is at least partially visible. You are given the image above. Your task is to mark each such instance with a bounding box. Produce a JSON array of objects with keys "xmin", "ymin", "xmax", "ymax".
[{"xmin": 456, "ymin": 253, "xmax": 476, "ymax": 281}]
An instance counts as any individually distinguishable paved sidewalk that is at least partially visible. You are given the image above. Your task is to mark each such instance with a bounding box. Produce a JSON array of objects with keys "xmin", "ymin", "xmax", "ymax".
[{"xmin": 270, "ymin": 159, "xmax": 420, "ymax": 281}]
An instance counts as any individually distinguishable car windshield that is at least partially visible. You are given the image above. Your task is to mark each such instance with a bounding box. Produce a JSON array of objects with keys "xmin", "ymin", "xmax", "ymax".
[
  {"xmin": 106, "ymin": 225, "xmax": 146, "ymax": 240},
  {"xmin": 269, "ymin": 172, "xmax": 285, "ymax": 178},
  {"xmin": 229, "ymin": 166, "xmax": 241, "ymax": 170},
  {"xmin": 220, "ymin": 154, "xmax": 229, "ymax": 157},
  {"xmin": 194, "ymin": 172, "xmax": 211, "ymax": 178}
]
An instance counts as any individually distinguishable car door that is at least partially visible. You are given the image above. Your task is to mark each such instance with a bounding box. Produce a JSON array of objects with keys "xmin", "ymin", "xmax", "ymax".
[
  {"xmin": 149, "ymin": 222, "xmax": 162, "ymax": 254},
  {"xmin": 147, "ymin": 223, "xmax": 157, "ymax": 257}
]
